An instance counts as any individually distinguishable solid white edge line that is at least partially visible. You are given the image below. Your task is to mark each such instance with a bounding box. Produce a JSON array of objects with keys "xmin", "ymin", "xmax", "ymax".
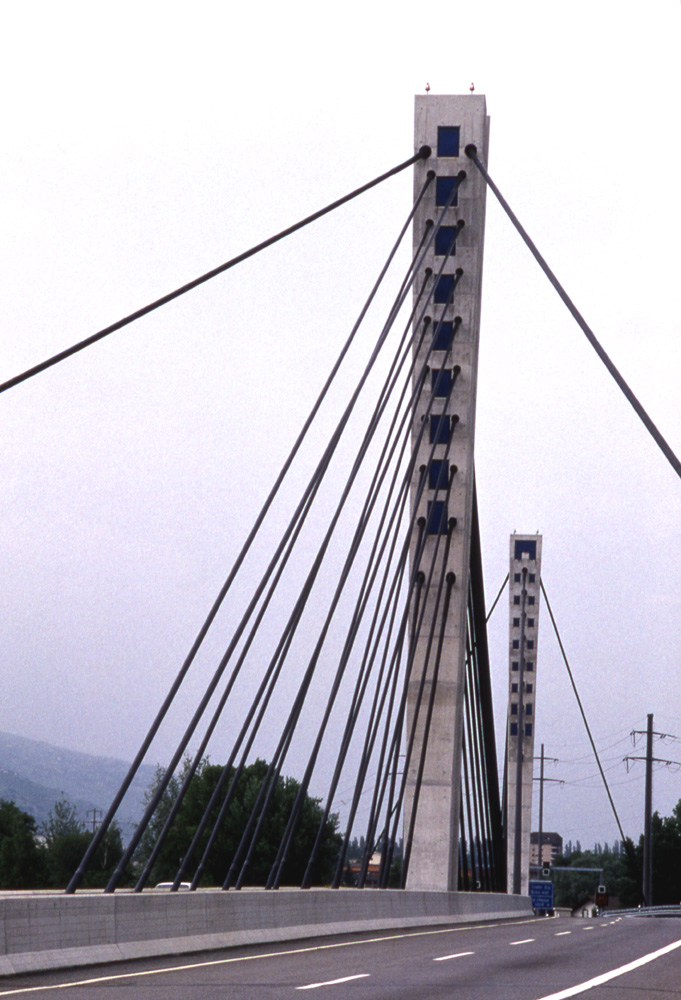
[
  {"xmin": 296, "ymin": 974, "xmax": 370, "ymax": 990},
  {"xmin": 433, "ymin": 951, "xmax": 475, "ymax": 962},
  {"xmin": 535, "ymin": 936, "xmax": 681, "ymax": 1000}
]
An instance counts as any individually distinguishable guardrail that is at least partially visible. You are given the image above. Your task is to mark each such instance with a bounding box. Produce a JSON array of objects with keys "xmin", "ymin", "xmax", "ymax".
[{"xmin": 610, "ymin": 905, "xmax": 681, "ymax": 918}]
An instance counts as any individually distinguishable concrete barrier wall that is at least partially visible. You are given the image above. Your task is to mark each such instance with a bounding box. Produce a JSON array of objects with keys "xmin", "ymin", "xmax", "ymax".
[{"xmin": 0, "ymin": 889, "xmax": 532, "ymax": 976}]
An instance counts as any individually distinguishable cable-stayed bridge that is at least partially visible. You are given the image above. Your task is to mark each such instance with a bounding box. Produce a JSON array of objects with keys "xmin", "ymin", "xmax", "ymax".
[{"xmin": 3, "ymin": 94, "xmax": 679, "ymax": 911}]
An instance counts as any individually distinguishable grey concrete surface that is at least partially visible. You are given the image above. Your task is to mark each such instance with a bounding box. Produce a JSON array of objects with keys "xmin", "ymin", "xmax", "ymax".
[
  {"xmin": 0, "ymin": 888, "xmax": 531, "ymax": 976},
  {"xmin": 405, "ymin": 93, "xmax": 491, "ymax": 893}
]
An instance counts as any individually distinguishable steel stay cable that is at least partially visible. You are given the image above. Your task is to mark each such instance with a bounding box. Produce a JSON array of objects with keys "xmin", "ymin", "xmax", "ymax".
[
  {"xmin": 458, "ymin": 807, "xmax": 469, "ymax": 890},
  {"xmin": 220, "ymin": 251, "xmax": 440, "ymax": 891},
  {"xmin": 379, "ymin": 376, "xmax": 462, "ymax": 883},
  {"xmin": 270, "ymin": 276, "xmax": 462, "ymax": 888},
  {"xmin": 465, "ymin": 144, "xmax": 681, "ymax": 484},
  {"xmin": 200, "ymin": 174, "xmax": 457, "ymax": 890},
  {"xmin": 99, "ymin": 173, "xmax": 433, "ymax": 894},
  {"xmin": 267, "ymin": 290, "xmax": 435, "ymax": 888},
  {"xmin": 466, "ymin": 612, "xmax": 495, "ymax": 887},
  {"xmin": 220, "ymin": 221, "xmax": 442, "ymax": 893},
  {"xmin": 465, "ymin": 568, "xmax": 497, "ymax": 888},
  {"xmin": 332, "ymin": 521, "xmax": 427, "ymax": 888},
  {"xmin": 460, "ymin": 648, "xmax": 478, "ymax": 888},
  {"xmin": 1, "ymin": 147, "xmax": 432, "ymax": 397},
  {"xmin": 188, "ymin": 596, "xmax": 309, "ymax": 890},
  {"xmin": 146, "ymin": 269, "xmax": 434, "ymax": 892},
  {"xmin": 339, "ymin": 286, "xmax": 464, "ymax": 886},
  {"xmin": 242, "ymin": 310, "xmax": 440, "ymax": 891},
  {"xmin": 357, "ymin": 558, "xmax": 426, "ymax": 888},
  {"xmin": 384, "ymin": 526, "xmax": 456, "ymax": 886},
  {"xmin": 485, "ymin": 572, "xmax": 509, "ymax": 623},
  {"xmin": 346, "ymin": 389, "xmax": 453, "ymax": 883},
  {"xmin": 304, "ymin": 179, "xmax": 469, "ymax": 887},
  {"xmin": 181, "ymin": 239, "xmax": 437, "ymax": 892},
  {"xmin": 322, "ymin": 510, "xmax": 422, "ymax": 889},
  {"xmin": 380, "ymin": 424, "xmax": 461, "ymax": 883},
  {"xmin": 463, "ymin": 596, "xmax": 489, "ymax": 885},
  {"xmin": 469, "ymin": 494, "xmax": 506, "ymax": 892},
  {"xmin": 277, "ymin": 346, "xmax": 448, "ymax": 890},
  {"xmin": 231, "ymin": 717, "xmax": 300, "ymax": 891},
  {"xmin": 323, "ymin": 302, "xmax": 461, "ymax": 746},
  {"xmin": 393, "ymin": 570, "xmax": 457, "ymax": 888},
  {"xmin": 139, "ymin": 335, "xmax": 384, "ymax": 891},
  {"xmin": 190, "ymin": 292, "xmax": 434, "ymax": 891},
  {"xmin": 357, "ymin": 355, "xmax": 462, "ymax": 884},
  {"xmin": 336, "ymin": 560, "xmax": 425, "ymax": 888},
  {"xmin": 460, "ymin": 634, "xmax": 478, "ymax": 888},
  {"xmin": 265, "ymin": 362, "xmax": 427, "ymax": 886},
  {"xmin": 468, "ymin": 488, "xmax": 504, "ymax": 888},
  {"xmin": 114, "ymin": 415, "xmax": 344, "ymax": 892},
  {"xmin": 136, "ymin": 465, "xmax": 325, "ymax": 891},
  {"xmin": 540, "ymin": 579, "xmax": 627, "ymax": 844},
  {"xmin": 355, "ymin": 259, "xmax": 465, "ymax": 877},
  {"xmin": 462, "ymin": 627, "xmax": 487, "ymax": 888},
  {"xmin": 301, "ymin": 317, "xmax": 439, "ymax": 886},
  {"xmin": 186, "ymin": 330, "xmax": 430, "ymax": 892},
  {"xmin": 65, "ymin": 169, "xmax": 433, "ymax": 894}
]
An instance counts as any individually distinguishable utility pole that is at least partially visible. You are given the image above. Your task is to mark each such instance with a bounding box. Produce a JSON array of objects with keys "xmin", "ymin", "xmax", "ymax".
[
  {"xmin": 533, "ymin": 744, "xmax": 561, "ymax": 868},
  {"xmin": 643, "ymin": 714, "xmax": 653, "ymax": 907},
  {"xmin": 86, "ymin": 808, "xmax": 102, "ymax": 835},
  {"xmin": 624, "ymin": 713, "xmax": 681, "ymax": 906}
]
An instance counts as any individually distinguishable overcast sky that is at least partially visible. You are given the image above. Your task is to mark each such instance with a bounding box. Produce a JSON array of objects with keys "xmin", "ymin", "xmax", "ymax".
[{"xmin": 2, "ymin": 1, "xmax": 681, "ymax": 850}]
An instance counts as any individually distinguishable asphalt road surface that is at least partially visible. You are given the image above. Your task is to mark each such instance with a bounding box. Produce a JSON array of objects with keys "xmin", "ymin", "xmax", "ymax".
[{"xmin": 1, "ymin": 914, "xmax": 680, "ymax": 999}]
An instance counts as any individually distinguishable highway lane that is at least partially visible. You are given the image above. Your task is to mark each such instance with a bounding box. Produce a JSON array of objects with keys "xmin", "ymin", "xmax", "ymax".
[{"xmin": 1, "ymin": 914, "xmax": 680, "ymax": 999}]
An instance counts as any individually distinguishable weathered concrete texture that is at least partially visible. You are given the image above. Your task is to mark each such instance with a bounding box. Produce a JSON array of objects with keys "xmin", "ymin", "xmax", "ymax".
[
  {"xmin": 404, "ymin": 94, "xmax": 490, "ymax": 891},
  {"xmin": 0, "ymin": 889, "xmax": 531, "ymax": 976}
]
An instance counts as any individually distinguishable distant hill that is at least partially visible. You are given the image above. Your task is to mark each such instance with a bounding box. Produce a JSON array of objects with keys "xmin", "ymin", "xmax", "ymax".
[{"xmin": 0, "ymin": 730, "xmax": 158, "ymax": 841}]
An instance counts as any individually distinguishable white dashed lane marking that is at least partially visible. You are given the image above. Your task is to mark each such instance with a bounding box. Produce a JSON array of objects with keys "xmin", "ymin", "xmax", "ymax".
[
  {"xmin": 297, "ymin": 975, "xmax": 370, "ymax": 990},
  {"xmin": 434, "ymin": 951, "xmax": 475, "ymax": 962}
]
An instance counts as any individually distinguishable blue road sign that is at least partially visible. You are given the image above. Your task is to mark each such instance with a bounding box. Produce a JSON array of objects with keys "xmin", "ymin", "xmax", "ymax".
[{"xmin": 529, "ymin": 880, "xmax": 554, "ymax": 910}]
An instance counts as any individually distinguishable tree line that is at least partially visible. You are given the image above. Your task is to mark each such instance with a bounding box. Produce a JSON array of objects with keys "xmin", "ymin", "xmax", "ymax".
[
  {"xmin": 5, "ymin": 766, "xmax": 681, "ymax": 899},
  {"xmin": 0, "ymin": 797, "xmax": 123, "ymax": 889},
  {"xmin": 0, "ymin": 758, "xmax": 341, "ymax": 890},
  {"xmin": 550, "ymin": 799, "xmax": 681, "ymax": 909}
]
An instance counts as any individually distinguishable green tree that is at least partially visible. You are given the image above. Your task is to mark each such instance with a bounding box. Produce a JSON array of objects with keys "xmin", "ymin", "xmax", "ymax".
[
  {"xmin": 552, "ymin": 843, "xmax": 639, "ymax": 909},
  {"xmin": 0, "ymin": 799, "xmax": 45, "ymax": 888},
  {"xmin": 628, "ymin": 800, "xmax": 681, "ymax": 906},
  {"xmin": 134, "ymin": 758, "xmax": 341, "ymax": 888},
  {"xmin": 42, "ymin": 798, "xmax": 123, "ymax": 889}
]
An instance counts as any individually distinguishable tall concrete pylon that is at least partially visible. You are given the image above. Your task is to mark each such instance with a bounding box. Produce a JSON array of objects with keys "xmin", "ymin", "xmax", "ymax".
[
  {"xmin": 506, "ymin": 533, "xmax": 543, "ymax": 894},
  {"xmin": 404, "ymin": 95, "xmax": 490, "ymax": 891}
]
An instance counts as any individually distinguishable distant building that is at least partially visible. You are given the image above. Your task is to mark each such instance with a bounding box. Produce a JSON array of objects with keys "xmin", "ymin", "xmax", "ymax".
[
  {"xmin": 347, "ymin": 852, "xmax": 382, "ymax": 887},
  {"xmin": 530, "ymin": 831, "xmax": 563, "ymax": 865}
]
